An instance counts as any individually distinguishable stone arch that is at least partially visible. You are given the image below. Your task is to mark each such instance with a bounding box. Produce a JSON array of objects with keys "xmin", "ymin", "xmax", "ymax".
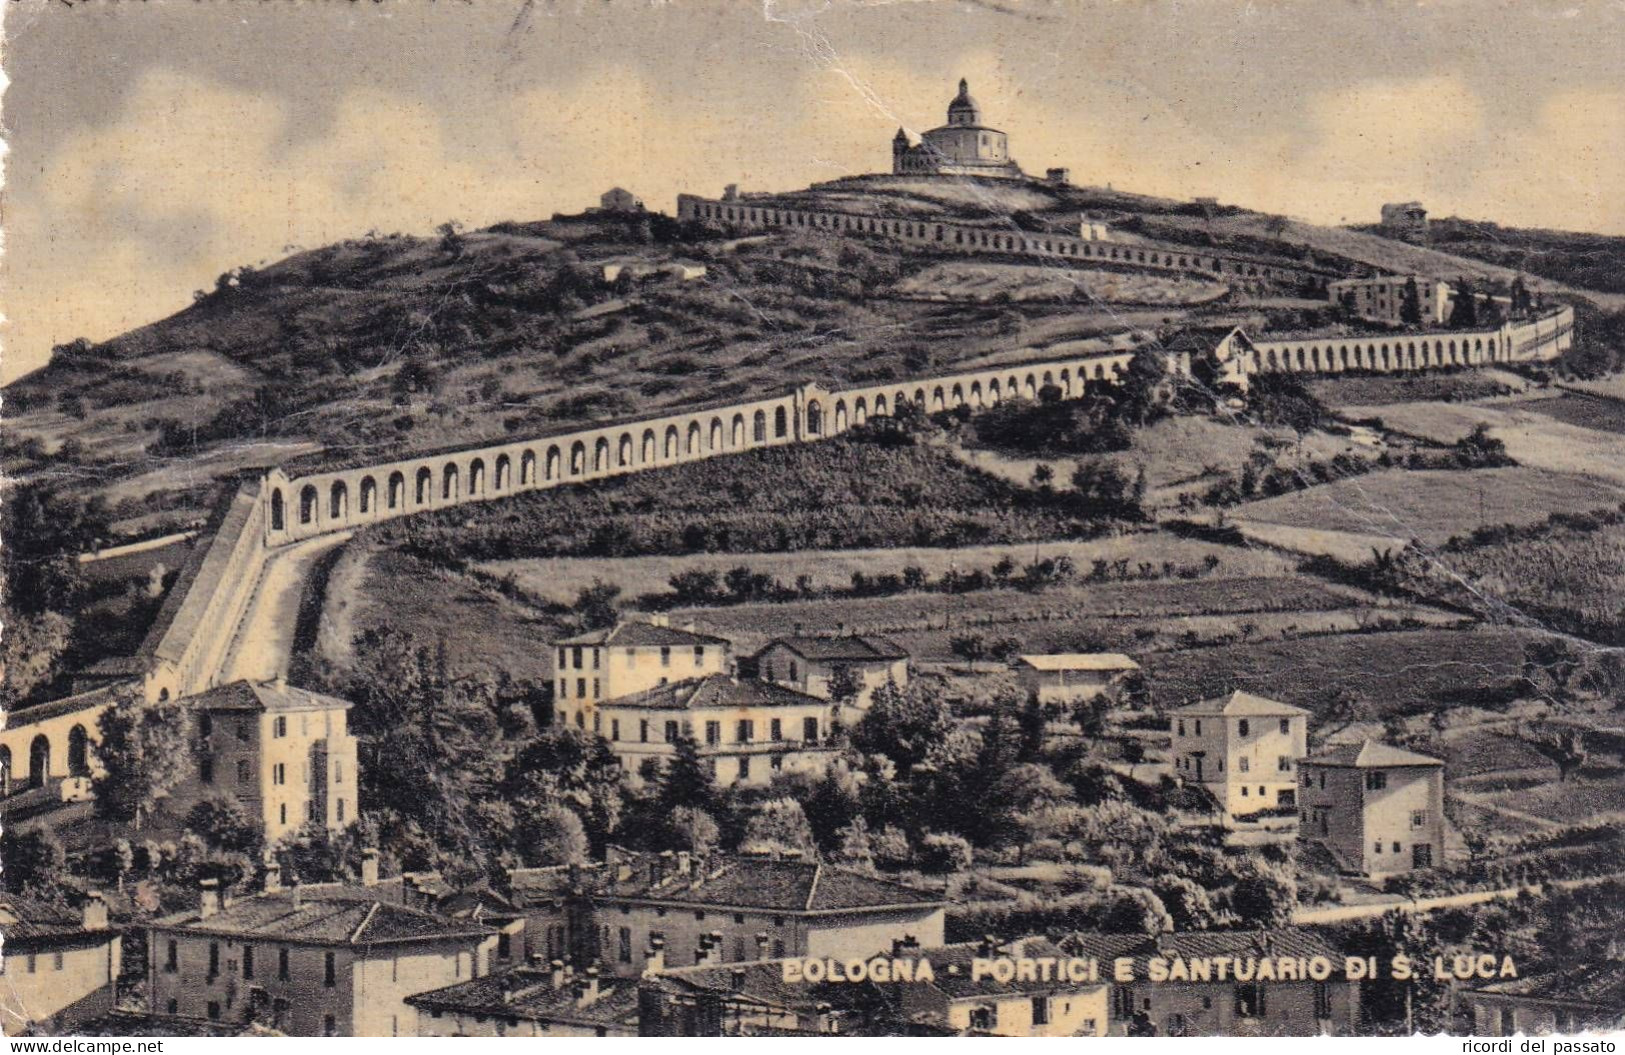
[
  {"xmin": 894, "ymin": 390, "xmax": 908, "ymax": 412},
  {"xmin": 874, "ymin": 394, "xmax": 888, "ymax": 417},
  {"xmin": 1093, "ymin": 365, "xmax": 1105, "ymax": 381},
  {"xmin": 854, "ymin": 397, "xmax": 868, "ymax": 426},
  {"xmin": 989, "ymin": 377, "xmax": 1002, "ymax": 402},
  {"xmin": 470, "ymin": 458, "xmax": 486, "ymax": 495},
  {"xmin": 1060, "ymin": 369, "xmax": 1072, "ymax": 396},
  {"xmin": 914, "ymin": 387, "xmax": 927, "ymax": 408},
  {"xmin": 752, "ymin": 411, "xmax": 767, "ymax": 444},
  {"xmin": 686, "ymin": 421, "xmax": 703, "ymax": 455},
  {"xmin": 521, "ymin": 450, "xmax": 537, "ymax": 486},
  {"xmin": 300, "ymin": 485, "xmax": 318, "ymax": 526},
  {"xmin": 932, "ymin": 386, "xmax": 945, "ymax": 412},
  {"xmin": 950, "ymin": 384, "xmax": 964, "ymax": 408},
  {"xmin": 416, "ymin": 467, "xmax": 433, "ymax": 505},
  {"xmin": 29, "ymin": 734, "xmax": 50, "ymax": 788},
  {"xmin": 732, "ymin": 414, "xmax": 746, "ymax": 447},
  {"xmin": 1024, "ymin": 374, "xmax": 1037, "ymax": 399},
  {"xmin": 0, "ymin": 745, "xmax": 9, "ymax": 796},
  {"xmin": 643, "ymin": 429, "xmax": 658, "ymax": 462},
  {"xmin": 442, "ymin": 462, "xmax": 460, "ymax": 501},
  {"xmin": 774, "ymin": 407, "xmax": 788, "ymax": 439},
  {"xmin": 495, "ymin": 455, "xmax": 511, "ymax": 490},
  {"xmin": 570, "ymin": 441, "xmax": 587, "ymax": 476},
  {"xmin": 970, "ymin": 380, "xmax": 983, "ymax": 406},
  {"xmin": 388, "ymin": 472, "xmax": 405, "ymax": 509},
  {"xmin": 834, "ymin": 400, "xmax": 848, "ymax": 432},
  {"xmin": 271, "ymin": 489, "xmax": 285, "ymax": 531},
  {"xmin": 328, "ymin": 481, "xmax": 347, "ymax": 522},
  {"xmin": 67, "ymin": 724, "xmax": 91, "ymax": 777},
  {"xmin": 619, "ymin": 434, "xmax": 634, "ymax": 467},
  {"xmin": 593, "ymin": 438, "xmax": 610, "ymax": 473},
  {"xmin": 360, "ymin": 476, "xmax": 377, "ymax": 514},
  {"xmin": 710, "ymin": 417, "xmax": 724, "ymax": 451},
  {"xmin": 665, "ymin": 425, "xmax": 680, "ymax": 459},
  {"xmin": 1007, "ymin": 375, "xmax": 1020, "ymax": 395},
  {"xmin": 806, "ymin": 400, "xmax": 823, "ymax": 436},
  {"xmin": 547, "ymin": 446, "xmax": 562, "ymax": 481}
]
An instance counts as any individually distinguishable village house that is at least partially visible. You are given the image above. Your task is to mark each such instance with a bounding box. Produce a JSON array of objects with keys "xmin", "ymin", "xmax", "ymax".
[
  {"xmin": 0, "ymin": 893, "xmax": 122, "ymax": 1035},
  {"xmin": 591, "ymin": 674, "xmax": 841, "ymax": 786},
  {"xmin": 598, "ymin": 187, "xmax": 644, "ymax": 213},
  {"xmin": 146, "ymin": 865, "xmax": 499, "ymax": 1037},
  {"xmin": 754, "ymin": 635, "xmax": 910, "ymax": 709},
  {"xmin": 1461, "ymin": 956, "xmax": 1625, "ymax": 1036},
  {"xmin": 408, "ymin": 958, "xmax": 639, "ymax": 1037},
  {"xmin": 1327, "ymin": 275, "xmax": 1452, "ymax": 325},
  {"xmin": 1062, "ymin": 930, "xmax": 1361, "ymax": 1036},
  {"xmin": 1298, "ymin": 739, "xmax": 1447, "ymax": 876},
  {"xmin": 1169, "ymin": 691, "xmax": 1309, "ymax": 829},
  {"xmin": 1012, "ymin": 653, "xmax": 1139, "ymax": 705},
  {"xmin": 883, "ymin": 935, "xmax": 1110, "ymax": 1036},
  {"xmin": 163, "ymin": 678, "xmax": 359, "ymax": 842},
  {"xmin": 552, "ymin": 619, "xmax": 732, "ymax": 732},
  {"xmin": 509, "ymin": 849, "xmax": 946, "ymax": 980}
]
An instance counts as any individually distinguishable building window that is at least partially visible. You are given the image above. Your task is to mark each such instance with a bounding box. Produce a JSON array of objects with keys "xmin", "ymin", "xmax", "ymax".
[
  {"xmin": 592, "ymin": 679, "xmax": 601, "ymax": 699},
  {"xmin": 1235, "ymin": 982, "xmax": 1266, "ymax": 1018},
  {"xmin": 661, "ymin": 646, "xmax": 671, "ymax": 667},
  {"xmin": 1314, "ymin": 982, "xmax": 1332, "ymax": 1019},
  {"xmin": 1412, "ymin": 810, "xmax": 1428, "ymax": 828},
  {"xmin": 208, "ymin": 1001, "xmax": 221, "ymax": 1021},
  {"xmin": 1393, "ymin": 841, "xmax": 1402, "ymax": 853},
  {"xmin": 1177, "ymin": 720, "xmax": 1185, "ymax": 736},
  {"xmin": 1279, "ymin": 756, "xmax": 1292, "ymax": 772},
  {"xmin": 273, "ymin": 763, "xmax": 286, "ymax": 786},
  {"xmin": 208, "ymin": 942, "xmax": 220, "ymax": 978},
  {"xmin": 770, "ymin": 719, "xmax": 782, "ymax": 740},
  {"xmin": 243, "ymin": 945, "xmax": 254, "ymax": 979},
  {"xmin": 705, "ymin": 721, "xmax": 721, "ymax": 746},
  {"xmin": 592, "ymin": 649, "xmax": 601, "ymax": 671},
  {"xmin": 26, "ymin": 955, "xmax": 36, "ymax": 974},
  {"xmin": 576, "ymin": 678, "xmax": 586, "ymax": 699},
  {"xmin": 337, "ymin": 798, "xmax": 346, "ymax": 822},
  {"xmin": 280, "ymin": 803, "xmax": 287, "ymax": 825},
  {"xmin": 694, "ymin": 645, "xmax": 705, "ymax": 664},
  {"xmin": 969, "ymin": 1007, "xmax": 993, "ymax": 1031},
  {"xmin": 640, "ymin": 720, "xmax": 649, "ymax": 742},
  {"xmin": 1032, "ymin": 996, "xmax": 1050, "ymax": 1026},
  {"xmin": 1366, "ymin": 772, "xmax": 1388, "ymax": 791},
  {"xmin": 772, "ymin": 938, "xmax": 785, "ymax": 957},
  {"xmin": 573, "ymin": 646, "xmax": 584, "ymax": 670},
  {"xmin": 279, "ymin": 947, "xmax": 290, "ymax": 981},
  {"xmin": 803, "ymin": 717, "xmax": 819, "ymax": 742},
  {"xmin": 619, "ymin": 928, "xmax": 632, "ymax": 963},
  {"xmin": 323, "ymin": 1015, "xmax": 336, "ymax": 1037},
  {"xmin": 273, "ymin": 716, "xmax": 287, "ymax": 738},
  {"xmin": 1374, "ymin": 841, "xmax": 1383, "ymax": 854},
  {"xmin": 1194, "ymin": 720, "xmax": 1202, "ymax": 736},
  {"xmin": 789, "ymin": 661, "xmax": 799, "ymax": 682},
  {"xmin": 325, "ymin": 951, "xmax": 336, "ymax": 987},
  {"xmin": 664, "ymin": 721, "xmax": 678, "ymax": 742},
  {"xmin": 739, "ymin": 757, "xmax": 751, "ymax": 780},
  {"xmin": 165, "ymin": 940, "xmax": 178, "ymax": 972},
  {"xmin": 1241, "ymin": 786, "xmax": 1249, "ymax": 796},
  {"xmin": 200, "ymin": 757, "xmax": 214, "ymax": 784},
  {"xmin": 167, "ymin": 1000, "xmax": 178, "ymax": 1015},
  {"xmin": 611, "ymin": 720, "xmax": 621, "ymax": 741},
  {"xmin": 1238, "ymin": 719, "xmax": 1250, "ymax": 737},
  {"xmin": 737, "ymin": 719, "xmax": 753, "ymax": 743},
  {"xmin": 1239, "ymin": 757, "xmax": 1250, "ymax": 773}
]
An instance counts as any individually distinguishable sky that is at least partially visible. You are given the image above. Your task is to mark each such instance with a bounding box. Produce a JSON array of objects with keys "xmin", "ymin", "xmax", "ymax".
[{"xmin": 3, "ymin": 0, "xmax": 1624, "ymax": 382}]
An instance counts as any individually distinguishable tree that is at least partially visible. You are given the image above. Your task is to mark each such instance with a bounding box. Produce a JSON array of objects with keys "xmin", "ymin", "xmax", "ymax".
[
  {"xmin": 1153, "ymin": 875, "xmax": 1218, "ymax": 930},
  {"xmin": 1070, "ymin": 460, "xmax": 1144, "ymax": 521},
  {"xmin": 1519, "ymin": 725, "xmax": 1588, "ymax": 782},
  {"xmin": 658, "ymin": 733, "xmax": 716, "ymax": 812},
  {"xmin": 1017, "ymin": 694, "xmax": 1047, "ymax": 761},
  {"xmin": 1452, "ymin": 423, "xmax": 1511, "ymax": 468},
  {"xmin": 1099, "ymin": 887, "xmax": 1173, "ymax": 935},
  {"xmin": 94, "ymin": 693, "xmax": 194, "ymax": 829},
  {"xmin": 185, "ymin": 796, "xmax": 263, "ymax": 856},
  {"xmin": 849, "ymin": 681, "xmax": 953, "ymax": 777},
  {"xmin": 950, "ymin": 633, "xmax": 988, "ymax": 665},
  {"xmin": 827, "ymin": 665, "xmax": 863, "ymax": 710},
  {"xmin": 1031, "ymin": 463, "xmax": 1055, "ymax": 489},
  {"xmin": 572, "ymin": 579, "xmax": 621, "ymax": 631},
  {"xmin": 1116, "ymin": 345, "xmax": 1172, "ymax": 426},
  {"xmin": 833, "ymin": 818, "xmax": 876, "ymax": 872},
  {"xmin": 741, "ymin": 799, "xmax": 819, "ymax": 858},
  {"xmin": 669, "ymin": 806, "xmax": 721, "ymax": 854},
  {"xmin": 1400, "ymin": 277, "xmax": 1424, "ymax": 326},
  {"xmin": 1510, "ymin": 275, "xmax": 1533, "ymax": 316},
  {"xmin": 916, "ymin": 832, "xmax": 973, "ymax": 874},
  {"xmin": 515, "ymin": 804, "xmax": 590, "ymax": 866},
  {"xmin": 1, "ymin": 825, "xmax": 67, "ymax": 895},
  {"xmin": 1227, "ymin": 862, "xmax": 1298, "ymax": 928},
  {"xmin": 437, "ymin": 220, "xmax": 466, "ymax": 258},
  {"xmin": 871, "ymin": 825, "xmax": 913, "ymax": 870},
  {"xmin": 1448, "ymin": 280, "xmax": 1479, "ymax": 328}
]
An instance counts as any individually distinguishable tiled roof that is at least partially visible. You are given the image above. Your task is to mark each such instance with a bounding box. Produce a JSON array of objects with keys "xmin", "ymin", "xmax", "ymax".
[
  {"xmin": 1171, "ymin": 690, "xmax": 1309, "ymax": 718},
  {"xmin": 651, "ymin": 959, "xmax": 873, "ymax": 1013},
  {"xmin": 917, "ymin": 938, "xmax": 1107, "ymax": 1000},
  {"xmin": 407, "ymin": 965, "xmax": 639, "ymax": 1030},
  {"xmin": 0, "ymin": 896, "xmax": 108, "ymax": 945},
  {"xmin": 602, "ymin": 675, "xmax": 827, "ymax": 713},
  {"xmin": 1304, "ymin": 739, "xmax": 1443, "ymax": 769},
  {"xmin": 1016, "ymin": 653, "xmax": 1139, "ymax": 672},
  {"xmin": 190, "ymin": 679, "xmax": 354, "ymax": 714},
  {"xmin": 557, "ymin": 621, "xmax": 730, "ymax": 648},
  {"xmin": 1470, "ymin": 962, "xmax": 1625, "ymax": 1008},
  {"xmin": 769, "ymin": 636, "xmax": 910, "ymax": 662},
  {"xmin": 154, "ymin": 889, "xmax": 492, "ymax": 946}
]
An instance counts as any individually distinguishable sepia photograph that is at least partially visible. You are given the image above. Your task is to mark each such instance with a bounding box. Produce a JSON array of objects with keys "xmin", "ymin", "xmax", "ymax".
[{"xmin": 1, "ymin": 0, "xmax": 1623, "ymax": 1041}]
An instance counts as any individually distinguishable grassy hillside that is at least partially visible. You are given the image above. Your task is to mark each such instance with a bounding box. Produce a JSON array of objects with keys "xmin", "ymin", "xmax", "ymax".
[{"xmin": 1388, "ymin": 217, "xmax": 1625, "ymax": 296}]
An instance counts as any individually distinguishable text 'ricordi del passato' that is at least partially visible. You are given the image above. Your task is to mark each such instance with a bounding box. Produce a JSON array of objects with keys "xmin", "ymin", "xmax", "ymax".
[{"xmin": 781, "ymin": 953, "xmax": 1520, "ymax": 984}]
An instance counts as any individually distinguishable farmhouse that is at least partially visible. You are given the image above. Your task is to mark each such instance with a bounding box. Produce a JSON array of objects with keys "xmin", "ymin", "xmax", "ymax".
[
  {"xmin": 1013, "ymin": 653, "xmax": 1139, "ymax": 705},
  {"xmin": 1169, "ymin": 691, "xmax": 1309, "ymax": 829},
  {"xmin": 146, "ymin": 874, "xmax": 498, "ymax": 1037},
  {"xmin": 552, "ymin": 619, "xmax": 733, "ymax": 732},
  {"xmin": 598, "ymin": 187, "xmax": 644, "ymax": 213},
  {"xmin": 589, "ymin": 674, "xmax": 841, "ymax": 787},
  {"xmin": 1298, "ymin": 739, "xmax": 1446, "ymax": 876},
  {"xmin": 755, "ymin": 635, "xmax": 910, "ymax": 708},
  {"xmin": 0, "ymin": 893, "xmax": 122, "ymax": 1036},
  {"xmin": 509, "ymin": 850, "xmax": 945, "ymax": 981}
]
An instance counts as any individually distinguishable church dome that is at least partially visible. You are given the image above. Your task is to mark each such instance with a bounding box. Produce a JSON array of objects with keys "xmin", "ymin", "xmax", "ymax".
[{"xmin": 947, "ymin": 78, "xmax": 981, "ymax": 124}]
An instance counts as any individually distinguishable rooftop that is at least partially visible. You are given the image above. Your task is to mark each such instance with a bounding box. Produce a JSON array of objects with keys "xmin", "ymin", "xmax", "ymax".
[
  {"xmin": 1015, "ymin": 653, "xmax": 1139, "ymax": 673},
  {"xmin": 1470, "ymin": 961, "xmax": 1625, "ymax": 1009},
  {"xmin": 1061, "ymin": 929, "xmax": 1348, "ymax": 978},
  {"xmin": 407, "ymin": 963, "xmax": 639, "ymax": 1031},
  {"xmin": 1304, "ymin": 739, "xmax": 1444, "ymax": 769},
  {"xmin": 768, "ymin": 635, "xmax": 910, "ymax": 663},
  {"xmin": 0, "ymin": 894, "xmax": 110, "ymax": 946},
  {"xmin": 190, "ymin": 678, "xmax": 354, "ymax": 714},
  {"xmin": 557, "ymin": 620, "xmax": 731, "ymax": 649},
  {"xmin": 1171, "ymin": 690, "xmax": 1309, "ymax": 719},
  {"xmin": 601, "ymin": 675, "xmax": 828, "ymax": 713},
  {"xmin": 154, "ymin": 888, "xmax": 492, "ymax": 946}
]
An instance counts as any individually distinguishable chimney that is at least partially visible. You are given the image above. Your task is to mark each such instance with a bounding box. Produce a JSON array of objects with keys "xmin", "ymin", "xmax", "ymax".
[
  {"xmin": 361, "ymin": 848, "xmax": 380, "ymax": 888},
  {"xmin": 291, "ymin": 882, "xmax": 304, "ymax": 909},
  {"xmin": 576, "ymin": 966, "xmax": 601, "ymax": 1008},
  {"xmin": 978, "ymin": 934, "xmax": 998, "ymax": 958},
  {"xmin": 755, "ymin": 932, "xmax": 771, "ymax": 960},
  {"xmin": 730, "ymin": 966, "xmax": 747, "ymax": 992},
  {"xmin": 272, "ymin": 674, "xmax": 287, "ymax": 691},
  {"xmin": 199, "ymin": 879, "xmax": 221, "ymax": 919},
  {"xmin": 81, "ymin": 892, "xmax": 109, "ymax": 932},
  {"xmin": 677, "ymin": 851, "xmax": 692, "ymax": 876},
  {"xmin": 891, "ymin": 935, "xmax": 920, "ymax": 958},
  {"xmin": 550, "ymin": 959, "xmax": 568, "ymax": 989},
  {"xmin": 644, "ymin": 938, "xmax": 666, "ymax": 976}
]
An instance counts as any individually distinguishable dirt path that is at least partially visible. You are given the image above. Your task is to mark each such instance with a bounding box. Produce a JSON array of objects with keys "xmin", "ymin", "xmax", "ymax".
[
  {"xmin": 217, "ymin": 533, "xmax": 351, "ymax": 683},
  {"xmin": 315, "ymin": 543, "xmax": 375, "ymax": 671}
]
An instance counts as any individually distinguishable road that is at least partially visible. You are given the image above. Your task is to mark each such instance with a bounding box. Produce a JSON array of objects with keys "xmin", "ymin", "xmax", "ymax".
[
  {"xmin": 217, "ymin": 532, "xmax": 351, "ymax": 684},
  {"xmin": 1294, "ymin": 872, "xmax": 1624, "ymax": 925}
]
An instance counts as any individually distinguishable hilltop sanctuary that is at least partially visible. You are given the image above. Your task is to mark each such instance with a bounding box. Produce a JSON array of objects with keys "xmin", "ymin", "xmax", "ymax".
[{"xmin": 892, "ymin": 79, "xmax": 1024, "ymax": 179}]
